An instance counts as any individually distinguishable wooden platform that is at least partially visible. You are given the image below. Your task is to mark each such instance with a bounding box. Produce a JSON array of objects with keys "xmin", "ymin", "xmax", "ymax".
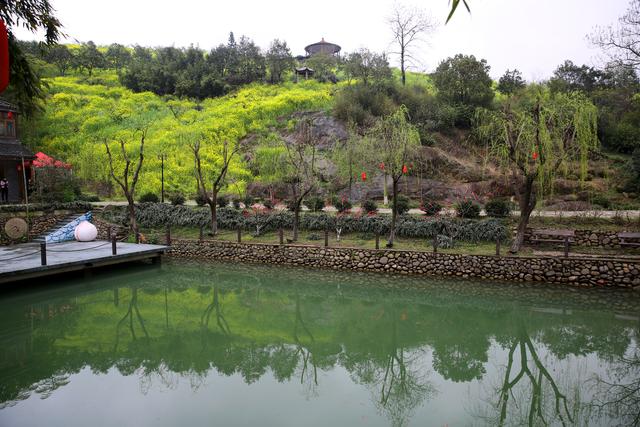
[{"xmin": 0, "ymin": 241, "xmax": 168, "ymax": 284}]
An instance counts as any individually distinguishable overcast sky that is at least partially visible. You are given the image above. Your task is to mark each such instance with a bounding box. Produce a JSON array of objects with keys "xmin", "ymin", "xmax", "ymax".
[{"xmin": 14, "ymin": 0, "xmax": 630, "ymax": 80}]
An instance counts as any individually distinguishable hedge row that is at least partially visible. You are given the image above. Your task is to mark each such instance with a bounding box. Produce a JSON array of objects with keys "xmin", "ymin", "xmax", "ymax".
[{"xmin": 102, "ymin": 204, "xmax": 510, "ymax": 243}]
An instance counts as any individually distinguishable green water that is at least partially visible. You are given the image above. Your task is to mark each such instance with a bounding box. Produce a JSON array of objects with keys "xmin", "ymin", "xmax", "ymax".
[{"xmin": 0, "ymin": 261, "xmax": 639, "ymax": 427}]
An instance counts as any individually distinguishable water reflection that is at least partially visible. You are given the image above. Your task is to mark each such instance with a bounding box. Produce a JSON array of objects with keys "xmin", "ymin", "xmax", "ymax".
[{"xmin": 0, "ymin": 261, "xmax": 639, "ymax": 426}]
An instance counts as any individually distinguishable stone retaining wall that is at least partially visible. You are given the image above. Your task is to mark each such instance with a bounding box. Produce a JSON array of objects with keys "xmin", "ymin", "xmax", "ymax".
[
  {"xmin": 524, "ymin": 228, "xmax": 633, "ymax": 249},
  {"xmin": 169, "ymin": 239, "xmax": 640, "ymax": 289}
]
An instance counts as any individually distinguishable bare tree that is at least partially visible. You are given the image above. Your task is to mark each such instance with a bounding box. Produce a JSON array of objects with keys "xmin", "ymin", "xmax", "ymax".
[
  {"xmin": 282, "ymin": 119, "xmax": 318, "ymax": 242},
  {"xmin": 387, "ymin": 3, "xmax": 436, "ymax": 86},
  {"xmin": 590, "ymin": 0, "xmax": 640, "ymax": 69},
  {"xmin": 191, "ymin": 137, "xmax": 241, "ymax": 235},
  {"xmin": 104, "ymin": 126, "xmax": 148, "ymax": 240}
]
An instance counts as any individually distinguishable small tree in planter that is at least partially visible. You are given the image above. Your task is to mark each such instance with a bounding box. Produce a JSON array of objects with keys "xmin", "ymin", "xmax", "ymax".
[
  {"xmin": 332, "ymin": 196, "xmax": 352, "ymax": 213},
  {"xmin": 304, "ymin": 196, "xmax": 325, "ymax": 212},
  {"xmin": 362, "ymin": 106, "xmax": 420, "ymax": 247},
  {"xmin": 361, "ymin": 199, "xmax": 378, "ymax": 214},
  {"xmin": 484, "ymin": 198, "xmax": 511, "ymax": 218},
  {"xmin": 455, "ymin": 200, "xmax": 481, "ymax": 218}
]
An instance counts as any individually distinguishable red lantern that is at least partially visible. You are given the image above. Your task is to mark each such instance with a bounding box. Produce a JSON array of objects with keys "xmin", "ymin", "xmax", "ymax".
[
  {"xmin": 7, "ymin": 111, "xmax": 12, "ymax": 119},
  {"xmin": 379, "ymin": 162, "xmax": 385, "ymax": 171},
  {"xmin": 532, "ymin": 152, "xmax": 538, "ymax": 160},
  {"xmin": 402, "ymin": 164, "xmax": 408, "ymax": 174},
  {"xmin": 361, "ymin": 172, "xmax": 367, "ymax": 181},
  {"xmin": 0, "ymin": 20, "xmax": 8, "ymax": 93}
]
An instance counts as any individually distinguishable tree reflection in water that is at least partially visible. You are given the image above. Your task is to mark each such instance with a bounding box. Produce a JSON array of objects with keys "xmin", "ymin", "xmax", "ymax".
[
  {"xmin": 345, "ymin": 305, "xmax": 435, "ymax": 427},
  {"xmin": 493, "ymin": 321, "xmax": 574, "ymax": 427},
  {"xmin": 592, "ymin": 345, "xmax": 640, "ymax": 425},
  {"xmin": 113, "ymin": 287, "xmax": 149, "ymax": 353},
  {"xmin": 1, "ymin": 262, "xmax": 640, "ymax": 426}
]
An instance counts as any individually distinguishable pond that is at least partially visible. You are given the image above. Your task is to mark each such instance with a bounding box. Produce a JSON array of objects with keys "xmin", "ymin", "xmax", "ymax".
[{"xmin": 0, "ymin": 261, "xmax": 639, "ymax": 426}]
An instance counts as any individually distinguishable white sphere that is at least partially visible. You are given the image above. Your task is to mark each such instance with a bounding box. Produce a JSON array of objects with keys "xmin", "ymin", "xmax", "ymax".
[{"xmin": 75, "ymin": 221, "xmax": 98, "ymax": 242}]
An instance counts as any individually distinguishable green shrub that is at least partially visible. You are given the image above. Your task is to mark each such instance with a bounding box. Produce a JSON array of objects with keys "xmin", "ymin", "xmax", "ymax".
[
  {"xmin": 139, "ymin": 192, "xmax": 159, "ymax": 203},
  {"xmin": 262, "ymin": 199, "xmax": 274, "ymax": 210},
  {"xmin": 392, "ymin": 195, "xmax": 411, "ymax": 215},
  {"xmin": 194, "ymin": 193, "xmax": 208, "ymax": 207},
  {"xmin": 307, "ymin": 233, "xmax": 321, "ymax": 241},
  {"xmin": 484, "ymin": 198, "xmax": 511, "ymax": 218},
  {"xmin": 109, "ymin": 203, "xmax": 510, "ymax": 243},
  {"xmin": 243, "ymin": 195, "xmax": 255, "ymax": 208},
  {"xmin": 591, "ymin": 194, "xmax": 611, "ymax": 209},
  {"xmin": 77, "ymin": 193, "xmax": 101, "ymax": 202},
  {"xmin": 217, "ymin": 195, "xmax": 228, "ymax": 208},
  {"xmin": 361, "ymin": 199, "xmax": 378, "ymax": 213},
  {"xmin": 304, "ymin": 196, "xmax": 325, "ymax": 212},
  {"xmin": 170, "ymin": 193, "xmax": 185, "ymax": 206},
  {"xmin": 232, "ymin": 199, "xmax": 241, "ymax": 209},
  {"xmin": 456, "ymin": 200, "xmax": 481, "ymax": 218},
  {"xmin": 420, "ymin": 199, "xmax": 442, "ymax": 216},
  {"xmin": 332, "ymin": 196, "xmax": 352, "ymax": 213}
]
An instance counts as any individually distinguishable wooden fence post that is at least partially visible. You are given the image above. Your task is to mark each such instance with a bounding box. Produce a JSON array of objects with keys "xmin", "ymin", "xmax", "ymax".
[
  {"xmin": 324, "ymin": 228, "xmax": 329, "ymax": 247},
  {"xmin": 112, "ymin": 235, "xmax": 117, "ymax": 255},
  {"xmin": 40, "ymin": 242, "xmax": 47, "ymax": 266},
  {"xmin": 237, "ymin": 227, "xmax": 242, "ymax": 243},
  {"xmin": 166, "ymin": 225, "xmax": 171, "ymax": 246},
  {"xmin": 432, "ymin": 235, "xmax": 438, "ymax": 253},
  {"xmin": 279, "ymin": 228, "xmax": 284, "ymax": 245},
  {"xmin": 199, "ymin": 226, "xmax": 204, "ymax": 243},
  {"xmin": 375, "ymin": 232, "xmax": 380, "ymax": 250},
  {"xmin": 496, "ymin": 237, "xmax": 501, "ymax": 256}
]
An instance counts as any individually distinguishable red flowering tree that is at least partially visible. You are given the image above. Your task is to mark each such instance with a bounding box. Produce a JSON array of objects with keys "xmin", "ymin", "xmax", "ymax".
[
  {"xmin": 31, "ymin": 152, "xmax": 75, "ymax": 202},
  {"xmin": 32, "ymin": 152, "xmax": 72, "ymax": 169}
]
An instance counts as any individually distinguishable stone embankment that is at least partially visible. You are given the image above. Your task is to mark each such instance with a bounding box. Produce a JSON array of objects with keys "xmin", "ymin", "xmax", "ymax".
[
  {"xmin": 524, "ymin": 228, "xmax": 632, "ymax": 249},
  {"xmin": 170, "ymin": 239, "xmax": 640, "ymax": 289}
]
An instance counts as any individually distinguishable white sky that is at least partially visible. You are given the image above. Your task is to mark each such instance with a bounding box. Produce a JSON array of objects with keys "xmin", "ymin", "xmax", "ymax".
[{"xmin": 14, "ymin": 0, "xmax": 630, "ymax": 80}]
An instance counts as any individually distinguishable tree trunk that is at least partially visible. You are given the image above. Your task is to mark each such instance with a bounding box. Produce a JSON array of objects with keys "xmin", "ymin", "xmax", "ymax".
[
  {"xmin": 400, "ymin": 47, "xmax": 406, "ymax": 86},
  {"xmin": 127, "ymin": 195, "xmax": 138, "ymax": 238},
  {"xmin": 383, "ymin": 173, "xmax": 389, "ymax": 206},
  {"xmin": 209, "ymin": 189, "xmax": 218, "ymax": 236},
  {"xmin": 293, "ymin": 200, "xmax": 301, "ymax": 242},
  {"xmin": 510, "ymin": 175, "xmax": 537, "ymax": 253},
  {"xmin": 388, "ymin": 178, "xmax": 399, "ymax": 247}
]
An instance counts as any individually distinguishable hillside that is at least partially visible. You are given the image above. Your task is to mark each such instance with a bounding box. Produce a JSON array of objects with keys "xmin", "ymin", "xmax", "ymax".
[
  {"xmin": 21, "ymin": 70, "xmax": 335, "ymax": 197},
  {"xmin": 17, "ymin": 68, "xmax": 638, "ymax": 209}
]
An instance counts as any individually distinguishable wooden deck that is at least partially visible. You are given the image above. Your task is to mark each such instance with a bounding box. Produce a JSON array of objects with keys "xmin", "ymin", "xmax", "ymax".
[{"xmin": 0, "ymin": 241, "xmax": 168, "ymax": 284}]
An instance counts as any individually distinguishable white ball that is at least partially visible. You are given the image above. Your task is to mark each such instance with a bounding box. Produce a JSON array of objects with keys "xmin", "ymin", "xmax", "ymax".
[{"xmin": 75, "ymin": 221, "xmax": 98, "ymax": 242}]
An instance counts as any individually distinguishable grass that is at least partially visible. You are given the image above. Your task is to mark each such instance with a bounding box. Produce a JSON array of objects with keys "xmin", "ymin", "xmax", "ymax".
[
  {"xmin": 137, "ymin": 225, "xmax": 640, "ymax": 259},
  {"xmin": 138, "ymin": 226, "xmax": 509, "ymax": 257}
]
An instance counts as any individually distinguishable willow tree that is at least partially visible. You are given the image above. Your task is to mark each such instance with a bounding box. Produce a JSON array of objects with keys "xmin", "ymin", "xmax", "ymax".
[
  {"xmin": 363, "ymin": 106, "xmax": 420, "ymax": 247},
  {"xmin": 475, "ymin": 86, "xmax": 598, "ymax": 253}
]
